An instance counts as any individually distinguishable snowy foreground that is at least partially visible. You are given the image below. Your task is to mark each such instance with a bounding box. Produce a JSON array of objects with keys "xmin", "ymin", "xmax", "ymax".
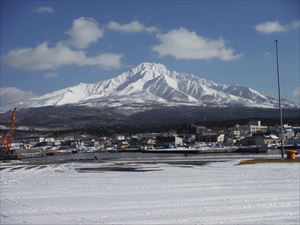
[{"xmin": 1, "ymin": 160, "xmax": 299, "ymax": 224}]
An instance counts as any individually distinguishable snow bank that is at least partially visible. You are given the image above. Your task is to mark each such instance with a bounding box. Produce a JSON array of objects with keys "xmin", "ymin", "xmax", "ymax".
[{"xmin": 1, "ymin": 160, "xmax": 299, "ymax": 224}]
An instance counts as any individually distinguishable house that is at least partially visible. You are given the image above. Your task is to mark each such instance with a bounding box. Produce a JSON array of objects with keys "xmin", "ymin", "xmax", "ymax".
[
  {"xmin": 156, "ymin": 136, "xmax": 183, "ymax": 148},
  {"xmin": 229, "ymin": 121, "xmax": 268, "ymax": 138},
  {"xmin": 247, "ymin": 121, "xmax": 268, "ymax": 134},
  {"xmin": 268, "ymin": 124, "xmax": 295, "ymax": 139},
  {"xmin": 228, "ymin": 124, "xmax": 241, "ymax": 138},
  {"xmin": 118, "ymin": 142, "xmax": 128, "ymax": 151},
  {"xmin": 283, "ymin": 128, "xmax": 295, "ymax": 140},
  {"xmin": 115, "ymin": 135, "xmax": 125, "ymax": 141},
  {"xmin": 217, "ymin": 134, "xmax": 225, "ymax": 143},
  {"xmin": 254, "ymin": 134, "xmax": 279, "ymax": 146},
  {"xmin": 191, "ymin": 125, "xmax": 210, "ymax": 134},
  {"xmin": 135, "ymin": 133, "xmax": 160, "ymax": 140},
  {"xmin": 293, "ymin": 127, "xmax": 300, "ymax": 136},
  {"xmin": 191, "ymin": 125, "xmax": 222, "ymax": 143},
  {"xmin": 139, "ymin": 138, "xmax": 156, "ymax": 150},
  {"xmin": 144, "ymin": 138, "xmax": 156, "ymax": 146},
  {"xmin": 178, "ymin": 134, "xmax": 196, "ymax": 145},
  {"xmin": 39, "ymin": 136, "xmax": 55, "ymax": 143},
  {"xmin": 63, "ymin": 136, "xmax": 75, "ymax": 141},
  {"xmin": 196, "ymin": 131, "xmax": 219, "ymax": 142}
]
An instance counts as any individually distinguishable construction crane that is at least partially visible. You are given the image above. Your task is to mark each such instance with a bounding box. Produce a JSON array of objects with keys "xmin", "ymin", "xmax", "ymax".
[{"xmin": 1, "ymin": 108, "xmax": 17, "ymax": 154}]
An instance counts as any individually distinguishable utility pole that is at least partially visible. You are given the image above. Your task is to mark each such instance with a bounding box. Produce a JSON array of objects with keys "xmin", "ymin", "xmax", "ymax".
[{"xmin": 275, "ymin": 40, "xmax": 284, "ymax": 160}]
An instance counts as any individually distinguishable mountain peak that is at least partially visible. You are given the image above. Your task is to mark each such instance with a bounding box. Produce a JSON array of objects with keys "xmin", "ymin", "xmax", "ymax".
[
  {"xmin": 136, "ymin": 62, "xmax": 168, "ymax": 70},
  {"xmin": 130, "ymin": 62, "xmax": 169, "ymax": 75}
]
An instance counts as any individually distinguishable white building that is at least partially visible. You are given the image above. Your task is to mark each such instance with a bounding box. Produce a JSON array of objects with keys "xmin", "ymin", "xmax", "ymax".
[{"xmin": 229, "ymin": 121, "xmax": 268, "ymax": 137}]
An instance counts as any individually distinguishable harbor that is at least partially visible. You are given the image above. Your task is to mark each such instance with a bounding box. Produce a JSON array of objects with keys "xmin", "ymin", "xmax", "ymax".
[{"xmin": 2, "ymin": 146, "xmax": 298, "ymax": 164}]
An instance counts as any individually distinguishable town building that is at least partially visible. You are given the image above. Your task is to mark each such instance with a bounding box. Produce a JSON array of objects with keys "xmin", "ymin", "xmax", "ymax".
[
  {"xmin": 156, "ymin": 136, "xmax": 183, "ymax": 148},
  {"xmin": 228, "ymin": 121, "xmax": 268, "ymax": 138}
]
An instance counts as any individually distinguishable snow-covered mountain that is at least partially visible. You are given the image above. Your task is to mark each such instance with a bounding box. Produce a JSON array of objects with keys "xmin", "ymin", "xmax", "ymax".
[{"xmin": 1, "ymin": 62, "xmax": 297, "ymax": 112}]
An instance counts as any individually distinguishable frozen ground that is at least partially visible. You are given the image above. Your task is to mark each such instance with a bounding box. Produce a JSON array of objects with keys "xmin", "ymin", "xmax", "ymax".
[{"xmin": 0, "ymin": 160, "xmax": 299, "ymax": 224}]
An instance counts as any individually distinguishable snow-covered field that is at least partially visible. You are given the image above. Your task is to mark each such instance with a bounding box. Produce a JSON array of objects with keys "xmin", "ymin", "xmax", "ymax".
[{"xmin": 1, "ymin": 160, "xmax": 299, "ymax": 224}]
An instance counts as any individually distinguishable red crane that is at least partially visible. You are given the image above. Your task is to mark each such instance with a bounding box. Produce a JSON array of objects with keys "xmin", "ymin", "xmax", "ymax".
[{"xmin": 1, "ymin": 108, "xmax": 17, "ymax": 153}]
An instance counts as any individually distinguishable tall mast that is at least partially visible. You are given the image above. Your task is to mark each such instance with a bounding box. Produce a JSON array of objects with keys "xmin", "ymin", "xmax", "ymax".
[{"xmin": 275, "ymin": 40, "xmax": 284, "ymax": 160}]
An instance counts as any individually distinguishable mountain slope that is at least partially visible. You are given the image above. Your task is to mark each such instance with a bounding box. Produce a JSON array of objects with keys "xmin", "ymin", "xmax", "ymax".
[{"xmin": 2, "ymin": 62, "xmax": 297, "ymax": 112}]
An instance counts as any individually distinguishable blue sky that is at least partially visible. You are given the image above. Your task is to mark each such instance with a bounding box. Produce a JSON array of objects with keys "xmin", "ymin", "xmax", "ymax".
[{"xmin": 1, "ymin": 0, "xmax": 299, "ymax": 103}]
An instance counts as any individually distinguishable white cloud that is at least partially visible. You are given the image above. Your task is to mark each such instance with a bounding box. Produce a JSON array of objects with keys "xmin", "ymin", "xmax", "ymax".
[
  {"xmin": 293, "ymin": 87, "xmax": 300, "ymax": 97},
  {"xmin": 152, "ymin": 28, "xmax": 242, "ymax": 61},
  {"xmin": 33, "ymin": 6, "xmax": 54, "ymax": 14},
  {"xmin": 86, "ymin": 53, "xmax": 123, "ymax": 69},
  {"xmin": 0, "ymin": 87, "xmax": 36, "ymax": 112},
  {"xmin": 145, "ymin": 26, "xmax": 159, "ymax": 33},
  {"xmin": 108, "ymin": 20, "xmax": 158, "ymax": 33},
  {"xmin": 290, "ymin": 20, "xmax": 300, "ymax": 29},
  {"xmin": 255, "ymin": 20, "xmax": 300, "ymax": 33},
  {"xmin": 2, "ymin": 42, "xmax": 122, "ymax": 71},
  {"xmin": 64, "ymin": 17, "xmax": 104, "ymax": 49},
  {"xmin": 2, "ymin": 16, "xmax": 123, "ymax": 71},
  {"xmin": 292, "ymin": 86, "xmax": 300, "ymax": 104}
]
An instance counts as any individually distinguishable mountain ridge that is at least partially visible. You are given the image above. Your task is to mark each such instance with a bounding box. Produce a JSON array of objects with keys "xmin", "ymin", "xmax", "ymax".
[{"xmin": 1, "ymin": 62, "xmax": 298, "ymax": 112}]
